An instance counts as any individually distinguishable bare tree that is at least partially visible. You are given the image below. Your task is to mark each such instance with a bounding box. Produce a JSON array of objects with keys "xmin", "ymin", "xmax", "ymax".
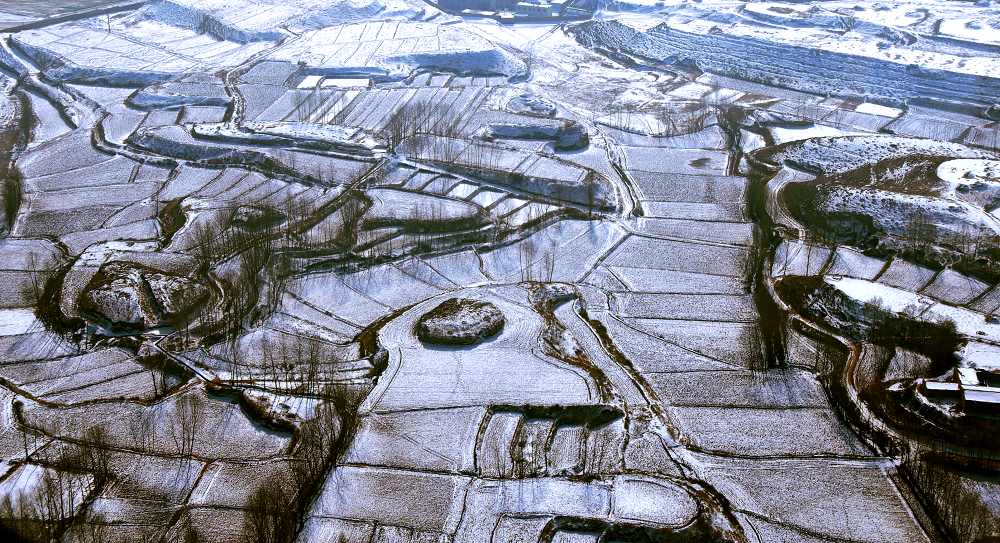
[
  {"xmin": 61, "ymin": 426, "xmax": 112, "ymax": 489},
  {"xmin": 0, "ymin": 465, "xmax": 91, "ymax": 542},
  {"xmin": 128, "ymin": 410, "xmax": 157, "ymax": 453},
  {"xmin": 170, "ymin": 394, "xmax": 202, "ymax": 458},
  {"xmin": 240, "ymin": 475, "xmax": 297, "ymax": 543}
]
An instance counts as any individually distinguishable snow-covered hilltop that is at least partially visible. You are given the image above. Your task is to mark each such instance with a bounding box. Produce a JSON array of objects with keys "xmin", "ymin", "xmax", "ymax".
[
  {"xmin": 145, "ymin": 0, "xmax": 448, "ymax": 41},
  {"xmin": 575, "ymin": 1, "xmax": 1000, "ymax": 114}
]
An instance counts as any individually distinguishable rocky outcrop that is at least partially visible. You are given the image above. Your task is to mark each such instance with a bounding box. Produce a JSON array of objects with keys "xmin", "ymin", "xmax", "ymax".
[
  {"xmin": 506, "ymin": 93, "xmax": 557, "ymax": 117},
  {"xmin": 987, "ymin": 104, "xmax": 1000, "ymax": 122},
  {"xmin": 81, "ymin": 263, "xmax": 209, "ymax": 329},
  {"xmin": 483, "ymin": 119, "xmax": 589, "ymax": 151},
  {"xmin": 415, "ymin": 298, "xmax": 504, "ymax": 345},
  {"xmin": 241, "ymin": 390, "xmax": 315, "ymax": 431},
  {"xmin": 231, "ymin": 205, "xmax": 286, "ymax": 230}
]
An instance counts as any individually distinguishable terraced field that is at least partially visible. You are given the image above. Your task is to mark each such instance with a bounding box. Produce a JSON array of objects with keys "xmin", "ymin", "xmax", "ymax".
[{"xmin": 0, "ymin": 0, "xmax": 998, "ymax": 542}]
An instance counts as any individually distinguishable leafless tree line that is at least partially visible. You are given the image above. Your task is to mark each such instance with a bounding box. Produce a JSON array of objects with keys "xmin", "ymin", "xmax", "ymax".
[
  {"xmin": 381, "ymin": 99, "xmax": 464, "ymax": 152},
  {"xmin": 606, "ymin": 100, "xmax": 718, "ymax": 137},
  {"xmin": 889, "ymin": 211, "xmax": 1000, "ymax": 283},
  {"xmin": 191, "ymin": 176, "xmax": 371, "ymax": 269},
  {"xmin": 0, "ymin": 91, "xmax": 29, "ymax": 236},
  {"xmin": 0, "ymin": 468, "xmax": 90, "ymax": 542},
  {"xmin": 221, "ymin": 333, "xmax": 343, "ymax": 396},
  {"xmin": 0, "ymin": 174, "xmax": 20, "ymax": 235},
  {"xmin": 901, "ymin": 452, "xmax": 1000, "ymax": 543},
  {"xmin": 169, "ymin": 394, "xmax": 202, "ymax": 459},
  {"xmin": 1, "ymin": 426, "xmax": 113, "ymax": 542},
  {"xmin": 292, "ymin": 88, "xmax": 331, "ymax": 124},
  {"xmin": 240, "ymin": 385, "xmax": 360, "ymax": 543},
  {"xmin": 518, "ymin": 239, "xmax": 556, "ymax": 283},
  {"xmin": 184, "ymin": 192, "xmax": 335, "ymax": 343}
]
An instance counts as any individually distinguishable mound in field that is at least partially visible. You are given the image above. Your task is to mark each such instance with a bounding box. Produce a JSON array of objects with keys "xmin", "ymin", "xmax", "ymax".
[{"xmin": 415, "ymin": 298, "xmax": 504, "ymax": 345}]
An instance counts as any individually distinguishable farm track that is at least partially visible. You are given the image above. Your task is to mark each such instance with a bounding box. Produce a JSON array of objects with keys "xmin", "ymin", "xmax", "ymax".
[{"xmin": 222, "ymin": 36, "xmax": 299, "ymax": 125}]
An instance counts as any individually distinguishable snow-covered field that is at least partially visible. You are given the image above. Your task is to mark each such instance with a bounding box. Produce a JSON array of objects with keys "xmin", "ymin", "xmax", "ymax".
[{"xmin": 0, "ymin": 0, "xmax": 997, "ymax": 541}]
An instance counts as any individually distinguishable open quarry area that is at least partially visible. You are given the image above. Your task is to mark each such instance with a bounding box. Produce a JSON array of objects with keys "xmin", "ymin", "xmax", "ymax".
[{"xmin": 0, "ymin": 0, "xmax": 998, "ymax": 541}]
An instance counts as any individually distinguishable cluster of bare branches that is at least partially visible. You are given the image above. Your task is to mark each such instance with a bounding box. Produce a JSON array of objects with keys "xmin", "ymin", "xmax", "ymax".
[
  {"xmin": 889, "ymin": 211, "xmax": 1000, "ymax": 283},
  {"xmin": 58, "ymin": 427, "xmax": 113, "ymax": 489},
  {"xmin": 17, "ymin": 252, "xmax": 48, "ymax": 308},
  {"xmin": 190, "ymin": 179, "xmax": 375, "ymax": 268},
  {"xmin": 126, "ymin": 407, "xmax": 159, "ymax": 454},
  {"xmin": 458, "ymin": 142, "xmax": 509, "ymax": 173},
  {"xmin": 186, "ymin": 202, "xmax": 309, "ymax": 342},
  {"xmin": 292, "ymin": 88, "xmax": 332, "ymax": 124},
  {"xmin": 0, "ymin": 173, "xmax": 20, "ymax": 235},
  {"xmin": 241, "ymin": 474, "xmax": 298, "ymax": 543},
  {"xmin": 240, "ymin": 386, "xmax": 360, "ymax": 543},
  {"xmin": 399, "ymin": 134, "xmax": 463, "ymax": 165},
  {"xmin": 656, "ymin": 104, "xmax": 716, "ymax": 137},
  {"xmin": 1, "ymin": 426, "xmax": 113, "ymax": 542},
  {"xmin": 789, "ymin": 101, "xmax": 833, "ymax": 124},
  {"xmin": 381, "ymin": 99, "xmax": 464, "ymax": 151},
  {"xmin": 0, "ymin": 91, "xmax": 28, "ymax": 236},
  {"xmin": 173, "ymin": 169, "xmax": 388, "ymax": 350},
  {"xmin": 223, "ymin": 333, "xmax": 339, "ymax": 395},
  {"xmin": 605, "ymin": 99, "xmax": 718, "ymax": 138},
  {"xmin": 191, "ymin": 190, "xmax": 334, "ymax": 270},
  {"xmin": 518, "ymin": 239, "xmax": 556, "ymax": 282},
  {"xmin": 338, "ymin": 190, "xmax": 369, "ymax": 244},
  {"xmin": 607, "ymin": 102, "xmax": 640, "ymax": 131},
  {"xmin": 859, "ymin": 297, "xmax": 961, "ymax": 368},
  {"xmin": 169, "ymin": 394, "xmax": 203, "ymax": 458},
  {"xmin": 902, "ymin": 453, "xmax": 999, "ymax": 543},
  {"xmin": 0, "ymin": 467, "xmax": 90, "ymax": 542}
]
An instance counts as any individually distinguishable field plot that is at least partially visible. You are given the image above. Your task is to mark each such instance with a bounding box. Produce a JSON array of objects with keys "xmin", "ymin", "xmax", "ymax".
[
  {"xmin": 606, "ymin": 236, "xmax": 747, "ymax": 277},
  {"xmin": 12, "ymin": 19, "xmax": 272, "ymax": 85},
  {"xmin": 605, "ymin": 267, "xmax": 746, "ymax": 295},
  {"xmin": 825, "ymin": 247, "xmax": 886, "ymax": 280},
  {"xmin": 878, "ymin": 257, "xmax": 938, "ymax": 291},
  {"xmin": 673, "ymin": 407, "xmax": 868, "ymax": 456},
  {"xmin": 630, "ymin": 171, "xmax": 747, "ymax": 203},
  {"xmin": 367, "ymin": 286, "xmax": 600, "ymax": 411},
  {"xmin": 646, "ymin": 368, "xmax": 829, "ymax": 408},
  {"xmin": 770, "ymin": 241, "xmax": 830, "ymax": 278},
  {"xmin": 0, "ymin": 348, "xmax": 173, "ymax": 404},
  {"xmin": 701, "ymin": 457, "xmax": 930, "ymax": 543},
  {"xmin": 272, "ymin": 21, "xmax": 526, "ymax": 79},
  {"xmin": 612, "ymin": 292, "xmax": 756, "ymax": 322},
  {"xmin": 920, "ymin": 268, "xmax": 990, "ymax": 306},
  {"xmin": 640, "ymin": 201, "xmax": 747, "ymax": 222},
  {"xmin": 624, "ymin": 148, "xmax": 730, "ymax": 176},
  {"xmin": 624, "ymin": 318, "xmax": 761, "ymax": 368},
  {"xmin": 633, "ymin": 217, "xmax": 752, "ymax": 245}
]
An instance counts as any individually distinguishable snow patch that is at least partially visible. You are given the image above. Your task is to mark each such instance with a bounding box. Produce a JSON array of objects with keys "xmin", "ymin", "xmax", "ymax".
[
  {"xmin": 140, "ymin": 0, "xmax": 445, "ymax": 43},
  {"xmin": 827, "ymin": 276, "xmax": 1000, "ymax": 343}
]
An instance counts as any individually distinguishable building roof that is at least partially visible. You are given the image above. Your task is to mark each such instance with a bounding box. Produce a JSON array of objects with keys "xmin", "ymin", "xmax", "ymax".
[
  {"xmin": 964, "ymin": 388, "xmax": 1000, "ymax": 406},
  {"xmin": 922, "ymin": 380, "xmax": 960, "ymax": 394}
]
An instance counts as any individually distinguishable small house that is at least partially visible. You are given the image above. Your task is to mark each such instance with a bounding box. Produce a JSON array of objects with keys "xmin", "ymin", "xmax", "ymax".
[
  {"xmin": 920, "ymin": 380, "xmax": 960, "ymax": 397},
  {"xmin": 961, "ymin": 387, "xmax": 1000, "ymax": 415}
]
